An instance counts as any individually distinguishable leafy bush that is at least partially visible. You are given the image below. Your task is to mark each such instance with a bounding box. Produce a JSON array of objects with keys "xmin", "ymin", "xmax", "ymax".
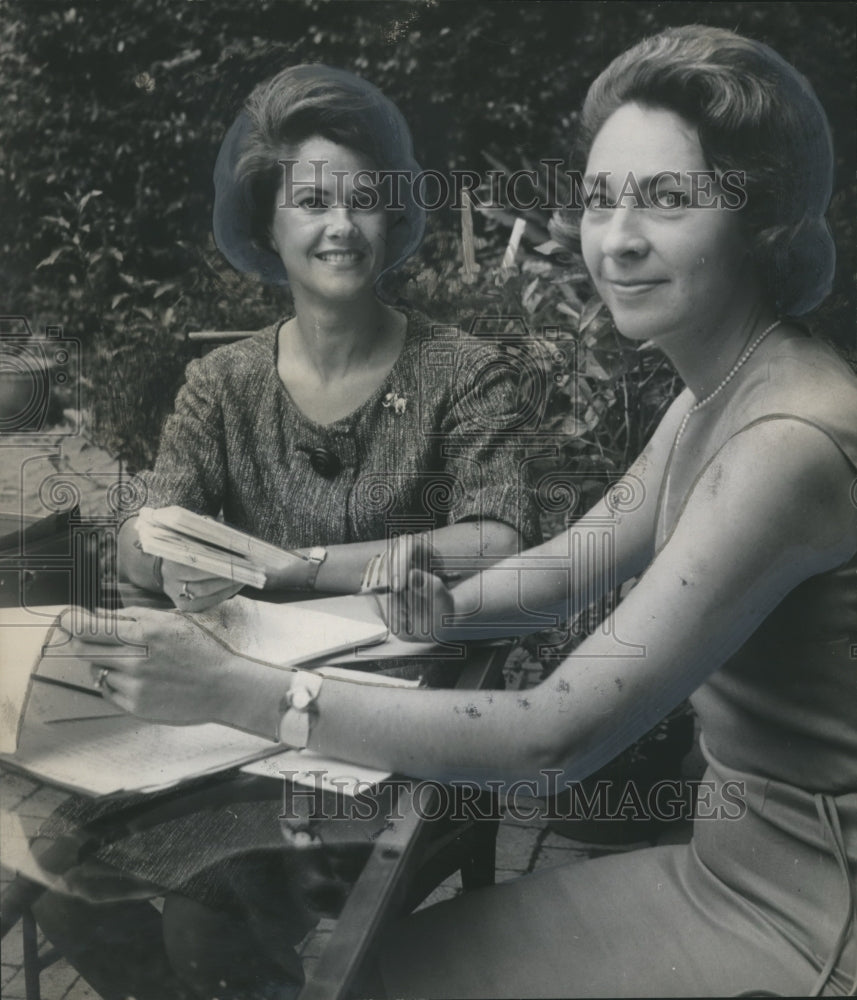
[{"xmin": 3, "ymin": 0, "xmax": 853, "ymax": 473}]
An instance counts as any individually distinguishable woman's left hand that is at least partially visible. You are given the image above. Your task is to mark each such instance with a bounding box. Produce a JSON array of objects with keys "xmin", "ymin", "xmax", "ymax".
[{"xmin": 59, "ymin": 607, "xmax": 246, "ymax": 726}]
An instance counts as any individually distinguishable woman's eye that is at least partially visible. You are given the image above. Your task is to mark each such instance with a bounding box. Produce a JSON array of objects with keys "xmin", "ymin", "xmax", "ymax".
[
  {"xmin": 582, "ymin": 189, "xmax": 612, "ymax": 211},
  {"xmin": 298, "ymin": 197, "xmax": 328, "ymax": 211},
  {"xmin": 656, "ymin": 190, "xmax": 691, "ymax": 210},
  {"xmin": 350, "ymin": 198, "xmax": 380, "ymax": 213}
]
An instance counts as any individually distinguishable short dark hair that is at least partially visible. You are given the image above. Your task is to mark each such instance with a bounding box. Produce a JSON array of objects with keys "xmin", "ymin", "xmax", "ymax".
[{"xmin": 554, "ymin": 25, "xmax": 835, "ymax": 315}]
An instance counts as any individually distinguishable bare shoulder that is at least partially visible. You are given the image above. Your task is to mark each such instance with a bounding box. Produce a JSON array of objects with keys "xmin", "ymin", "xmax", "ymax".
[
  {"xmin": 682, "ymin": 417, "xmax": 856, "ymax": 567},
  {"xmin": 738, "ymin": 332, "xmax": 857, "ymax": 428}
]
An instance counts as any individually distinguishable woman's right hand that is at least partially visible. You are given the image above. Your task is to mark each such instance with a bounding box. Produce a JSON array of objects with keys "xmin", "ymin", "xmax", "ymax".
[
  {"xmin": 61, "ymin": 606, "xmax": 284, "ymax": 731},
  {"xmin": 119, "ymin": 517, "xmax": 241, "ymax": 611},
  {"xmin": 161, "ymin": 558, "xmax": 244, "ymax": 613},
  {"xmin": 388, "ymin": 534, "xmax": 456, "ymax": 642}
]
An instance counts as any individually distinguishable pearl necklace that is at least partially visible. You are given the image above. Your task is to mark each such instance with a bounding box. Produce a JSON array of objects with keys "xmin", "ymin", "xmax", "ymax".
[{"xmin": 673, "ymin": 319, "xmax": 782, "ymax": 448}]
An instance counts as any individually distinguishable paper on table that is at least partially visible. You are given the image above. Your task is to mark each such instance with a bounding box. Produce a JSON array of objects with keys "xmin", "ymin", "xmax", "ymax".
[
  {"xmin": 1, "ymin": 591, "xmax": 426, "ymax": 797},
  {"xmin": 0, "ymin": 605, "xmax": 151, "ymax": 752},
  {"xmin": 187, "ymin": 594, "xmax": 388, "ymax": 668},
  {"xmin": 322, "ymin": 633, "xmax": 443, "ymax": 664},
  {"xmin": 0, "ymin": 605, "xmax": 72, "ymax": 753},
  {"xmin": 291, "ymin": 592, "xmax": 450, "ymax": 664},
  {"xmin": 2, "ymin": 595, "xmax": 389, "ymax": 750},
  {"xmin": 0, "ymin": 594, "xmax": 394, "ymax": 792},
  {"xmin": 8, "ymin": 682, "xmax": 277, "ymax": 796}
]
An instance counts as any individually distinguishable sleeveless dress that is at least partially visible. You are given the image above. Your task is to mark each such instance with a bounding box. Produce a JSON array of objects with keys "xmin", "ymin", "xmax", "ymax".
[{"xmin": 380, "ymin": 334, "xmax": 857, "ymax": 998}]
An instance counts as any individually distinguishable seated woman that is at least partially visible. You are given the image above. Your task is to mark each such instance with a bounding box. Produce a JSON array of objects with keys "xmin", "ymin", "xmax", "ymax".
[
  {"xmin": 34, "ymin": 64, "xmax": 537, "ymax": 1000},
  {"xmin": 65, "ymin": 26, "xmax": 856, "ymax": 998},
  {"xmin": 118, "ymin": 64, "xmax": 532, "ymax": 612}
]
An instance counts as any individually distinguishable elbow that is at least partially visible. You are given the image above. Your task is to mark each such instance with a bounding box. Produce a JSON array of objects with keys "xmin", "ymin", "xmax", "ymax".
[
  {"xmin": 482, "ymin": 522, "xmax": 522, "ymax": 559},
  {"xmin": 117, "ymin": 516, "xmax": 154, "ymax": 588},
  {"xmin": 510, "ymin": 696, "xmax": 609, "ymax": 788},
  {"xmin": 116, "ymin": 517, "xmax": 139, "ymax": 583},
  {"xmin": 513, "ymin": 721, "xmax": 582, "ymax": 788}
]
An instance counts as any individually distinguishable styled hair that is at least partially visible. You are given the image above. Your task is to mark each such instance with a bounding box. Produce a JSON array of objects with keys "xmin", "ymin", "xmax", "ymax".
[
  {"xmin": 554, "ymin": 25, "xmax": 835, "ymax": 316},
  {"xmin": 236, "ymin": 68, "xmax": 387, "ymax": 251},
  {"xmin": 213, "ymin": 64, "xmax": 424, "ymax": 286}
]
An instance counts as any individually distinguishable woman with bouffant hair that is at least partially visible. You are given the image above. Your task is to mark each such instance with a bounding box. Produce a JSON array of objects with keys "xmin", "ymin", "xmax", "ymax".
[
  {"xmin": 217, "ymin": 64, "xmax": 425, "ymax": 288},
  {"xmin": 115, "ymin": 63, "xmax": 533, "ymax": 610},
  {"xmin": 65, "ymin": 27, "xmax": 856, "ymax": 997},
  {"xmin": 376, "ymin": 28, "xmax": 856, "ymax": 995}
]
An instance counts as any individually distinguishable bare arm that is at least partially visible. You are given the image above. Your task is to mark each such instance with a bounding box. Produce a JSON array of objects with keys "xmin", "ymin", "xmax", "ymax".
[
  {"xmin": 276, "ymin": 517, "xmax": 520, "ymax": 593},
  {"xmin": 393, "ymin": 390, "xmax": 693, "ymax": 640},
  {"xmin": 297, "ymin": 420, "xmax": 857, "ymax": 787},
  {"xmin": 118, "ymin": 513, "xmax": 520, "ymax": 607},
  {"xmin": 73, "ymin": 421, "xmax": 854, "ymax": 794}
]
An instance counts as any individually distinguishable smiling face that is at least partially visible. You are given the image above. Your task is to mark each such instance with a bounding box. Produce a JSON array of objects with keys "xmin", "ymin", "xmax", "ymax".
[
  {"xmin": 269, "ymin": 136, "xmax": 388, "ymax": 305},
  {"xmin": 580, "ymin": 102, "xmax": 759, "ymax": 346}
]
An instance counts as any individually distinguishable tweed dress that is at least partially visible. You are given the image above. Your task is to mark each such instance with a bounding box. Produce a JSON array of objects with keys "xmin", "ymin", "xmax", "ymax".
[{"xmin": 135, "ymin": 310, "xmax": 539, "ymax": 550}]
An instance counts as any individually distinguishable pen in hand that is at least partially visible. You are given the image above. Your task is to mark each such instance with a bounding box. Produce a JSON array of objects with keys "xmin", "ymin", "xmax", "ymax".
[
  {"xmin": 52, "ymin": 612, "xmax": 139, "ymax": 639},
  {"xmin": 368, "ymin": 571, "xmax": 461, "ymax": 631},
  {"xmin": 44, "ymin": 713, "xmax": 126, "ymax": 725}
]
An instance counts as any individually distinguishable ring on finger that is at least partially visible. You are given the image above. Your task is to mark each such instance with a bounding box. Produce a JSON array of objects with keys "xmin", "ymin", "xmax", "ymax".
[
  {"xmin": 281, "ymin": 820, "xmax": 321, "ymax": 849},
  {"xmin": 179, "ymin": 582, "xmax": 194, "ymax": 601},
  {"xmin": 94, "ymin": 667, "xmax": 110, "ymax": 691}
]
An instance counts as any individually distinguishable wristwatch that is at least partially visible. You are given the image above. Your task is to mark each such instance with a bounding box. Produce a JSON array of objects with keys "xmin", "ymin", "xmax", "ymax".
[
  {"xmin": 278, "ymin": 670, "xmax": 324, "ymax": 748},
  {"xmin": 305, "ymin": 546, "xmax": 328, "ymax": 590}
]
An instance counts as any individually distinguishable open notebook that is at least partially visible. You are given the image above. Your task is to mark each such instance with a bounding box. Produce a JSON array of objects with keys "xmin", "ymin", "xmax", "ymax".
[{"xmin": 0, "ymin": 594, "xmax": 398, "ymax": 796}]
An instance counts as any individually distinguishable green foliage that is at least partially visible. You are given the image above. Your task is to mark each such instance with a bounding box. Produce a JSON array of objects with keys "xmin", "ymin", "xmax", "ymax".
[
  {"xmin": 3, "ymin": 0, "xmax": 854, "ymax": 475},
  {"xmin": 82, "ymin": 322, "xmax": 191, "ymax": 474}
]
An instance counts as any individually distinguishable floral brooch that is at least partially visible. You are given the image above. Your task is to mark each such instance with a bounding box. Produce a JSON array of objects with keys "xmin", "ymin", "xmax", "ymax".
[{"xmin": 382, "ymin": 391, "xmax": 407, "ymax": 416}]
